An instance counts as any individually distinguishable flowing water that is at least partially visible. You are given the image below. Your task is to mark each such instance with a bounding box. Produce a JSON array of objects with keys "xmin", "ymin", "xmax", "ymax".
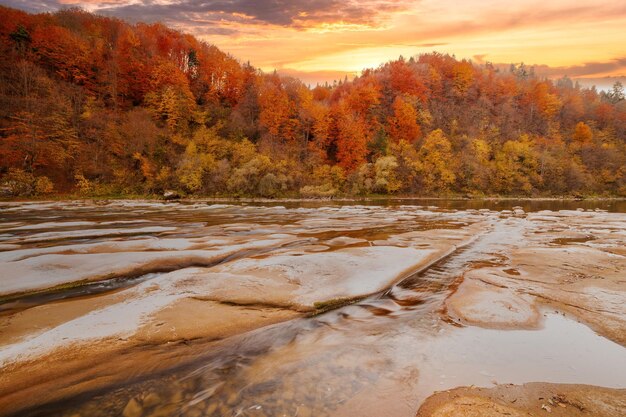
[{"xmin": 1, "ymin": 199, "xmax": 625, "ymax": 417}]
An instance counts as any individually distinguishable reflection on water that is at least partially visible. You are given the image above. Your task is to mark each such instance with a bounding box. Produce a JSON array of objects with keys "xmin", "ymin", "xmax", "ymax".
[{"xmin": 1, "ymin": 200, "xmax": 625, "ymax": 417}]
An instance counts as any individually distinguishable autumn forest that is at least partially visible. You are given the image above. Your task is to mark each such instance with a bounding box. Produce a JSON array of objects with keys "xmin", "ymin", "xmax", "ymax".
[{"xmin": 0, "ymin": 6, "xmax": 624, "ymax": 198}]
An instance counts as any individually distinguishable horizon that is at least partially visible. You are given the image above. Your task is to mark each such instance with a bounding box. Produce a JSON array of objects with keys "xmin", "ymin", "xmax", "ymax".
[{"xmin": 3, "ymin": 0, "xmax": 625, "ymax": 89}]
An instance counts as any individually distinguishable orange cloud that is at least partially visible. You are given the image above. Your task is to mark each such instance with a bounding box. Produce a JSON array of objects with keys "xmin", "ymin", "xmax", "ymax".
[
  {"xmin": 5, "ymin": 0, "xmax": 626, "ymax": 87},
  {"xmin": 530, "ymin": 58, "xmax": 626, "ymax": 79}
]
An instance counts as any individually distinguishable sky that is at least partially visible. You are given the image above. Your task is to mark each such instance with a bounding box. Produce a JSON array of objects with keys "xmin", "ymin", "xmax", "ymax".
[{"xmin": 4, "ymin": 0, "xmax": 626, "ymax": 87}]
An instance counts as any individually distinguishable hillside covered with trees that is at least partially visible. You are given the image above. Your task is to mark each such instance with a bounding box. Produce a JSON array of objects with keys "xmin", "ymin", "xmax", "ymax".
[{"xmin": 1, "ymin": 6, "xmax": 625, "ymax": 198}]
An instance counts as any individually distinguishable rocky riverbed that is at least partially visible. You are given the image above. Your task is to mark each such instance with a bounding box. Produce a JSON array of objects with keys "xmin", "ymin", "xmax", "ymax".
[{"xmin": 0, "ymin": 200, "xmax": 624, "ymax": 416}]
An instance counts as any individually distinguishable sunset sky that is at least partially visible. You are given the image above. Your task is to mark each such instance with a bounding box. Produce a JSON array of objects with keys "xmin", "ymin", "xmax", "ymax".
[{"xmin": 6, "ymin": 0, "xmax": 626, "ymax": 87}]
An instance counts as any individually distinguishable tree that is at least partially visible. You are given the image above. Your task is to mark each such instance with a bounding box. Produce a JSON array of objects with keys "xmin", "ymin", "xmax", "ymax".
[
  {"xmin": 452, "ymin": 60, "xmax": 474, "ymax": 96},
  {"xmin": 1, "ymin": 7, "xmax": 625, "ymax": 197},
  {"xmin": 459, "ymin": 138, "xmax": 493, "ymax": 193},
  {"xmin": 335, "ymin": 110, "xmax": 369, "ymax": 172},
  {"xmin": 176, "ymin": 141, "xmax": 215, "ymax": 192},
  {"xmin": 373, "ymin": 155, "xmax": 401, "ymax": 194},
  {"xmin": 388, "ymin": 59, "xmax": 427, "ymax": 102},
  {"xmin": 390, "ymin": 140, "xmax": 421, "ymax": 192},
  {"xmin": 572, "ymin": 121, "xmax": 592, "ymax": 143},
  {"xmin": 387, "ymin": 96, "xmax": 421, "ymax": 143},
  {"xmin": 417, "ymin": 129, "xmax": 456, "ymax": 192},
  {"xmin": 345, "ymin": 75, "xmax": 381, "ymax": 117},
  {"xmin": 227, "ymin": 154, "xmax": 288, "ymax": 196},
  {"xmin": 30, "ymin": 25, "xmax": 94, "ymax": 89},
  {"xmin": 115, "ymin": 27, "xmax": 149, "ymax": 104},
  {"xmin": 145, "ymin": 84, "xmax": 195, "ymax": 131},
  {"xmin": 258, "ymin": 75, "xmax": 291, "ymax": 142},
  {"xmin": 0, "ymin": 61, "xmax": 78, "ymax": 180},
  {"xmin": 605, "ymin": 81, "xmax": 624, "ymax": 104},
  {"xmin": 493, "ymin": 135, "xmax": 540, "ymax": 194}
]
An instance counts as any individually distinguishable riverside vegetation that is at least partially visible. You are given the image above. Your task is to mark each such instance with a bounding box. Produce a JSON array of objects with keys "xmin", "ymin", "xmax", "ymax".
[{"xmin": 0, "ymin": 6, "xmax": 625, "ymax": 199}]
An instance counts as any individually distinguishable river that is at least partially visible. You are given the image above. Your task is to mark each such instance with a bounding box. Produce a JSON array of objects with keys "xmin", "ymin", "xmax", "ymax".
[{"xmin": 0, "ymin": 199, "xmax": 624, "ymax": 417}]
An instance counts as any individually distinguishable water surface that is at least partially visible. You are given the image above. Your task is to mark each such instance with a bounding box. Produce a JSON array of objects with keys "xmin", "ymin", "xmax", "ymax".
[{"xmin": 1, "ymin": 200, "xmax": 624, "ymax": 417}]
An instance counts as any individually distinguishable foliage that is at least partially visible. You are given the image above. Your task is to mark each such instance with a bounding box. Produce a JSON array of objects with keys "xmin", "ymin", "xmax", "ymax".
[
  {"xmin": 299, "ymin": 184, "xmax": 338, "ymax": 198},
  {"xmin": 0, "ymin": 168, "xmax": 55, "ymax": 196},
  {"xmin": 73, "ymin": 173, "xmax": 93, "ymax": 195},
  {"xmin": 0, "ymin": 6, "xmax": 625, "ymax": 198},
  {"xmin": 417, "ymin": 129, "xmax": 456, "ymax": 192},
  {"xmin": 373, "ymin": 156, "xmax": 401, "ymax": 193}
]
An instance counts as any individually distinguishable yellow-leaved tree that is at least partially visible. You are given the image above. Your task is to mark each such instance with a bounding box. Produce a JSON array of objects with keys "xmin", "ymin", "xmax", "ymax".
[
  {"xmin": 493, "ymin": 135, "xmax": 540, "ymax": 195},
  {"xmin": 177, "ymin": 141, "xmax": 215, "ymax": 193},
  {"xmin": 417, "ymin": 129, "xmax": 456, "ymax": 193}
]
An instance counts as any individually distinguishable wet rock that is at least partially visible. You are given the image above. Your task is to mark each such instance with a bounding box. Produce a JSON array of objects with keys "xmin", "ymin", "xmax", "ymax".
[
  {"xmin": 146, "ymin": 406, "xmax": 176, "ymax": 417},
  {"xmin": 142, "ymin": 392, "xmax": 161, "ymax": 408},
  {"xmin": 417, "ymin": 383, "xmax": 626, "ymax": 417},
  {"xmin": 298, "ymin": 405, "xmax": 313, "ymax": 417},
  {"xmin": 325, "ymin": 236, "xmax": 367, "ymax": 246},
  {"xmin": 205, "ymin": 403, "xmax": 218, "ymax": 414},
  {"xmin": 122, "ymin": 398, "xmax": 143, "ymax": 417},
  {"xmin": 226, "ymin": 391, "xmax": 239, "ymax": 405},
  {"xmin": 3, "ymin": 202, "xmax": 625, "ymax": 417},
  {"xmin": 445, "ymin": 277, "xmax": 540, "ymax": 329},
  {"xmin": 185, "ymin": 407, "xmax": 202, "ymax": 417},
  {"xmin": 163, "ymin": 190, "xmax": 181, "ymax": 200},
  {"xmin": 169, "ymin": 390, "xmax": 183, "ymax": 404}
]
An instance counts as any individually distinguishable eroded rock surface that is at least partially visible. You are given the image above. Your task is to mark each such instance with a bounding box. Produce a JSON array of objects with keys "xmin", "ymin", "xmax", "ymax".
[
  {"xmin": 0, "ymin": 201, "xmax": 486, "ymax": 415},
  {"xmin": 416, "ymin": 383, "xmax": 626, "ymax": 417},
  {"xmin": 445, "ymin": 210, "xmax": 626, "ymax": 345},
  {"xmin": 0, "ymin": 201, "xmax": 624, "ymax": 417}
]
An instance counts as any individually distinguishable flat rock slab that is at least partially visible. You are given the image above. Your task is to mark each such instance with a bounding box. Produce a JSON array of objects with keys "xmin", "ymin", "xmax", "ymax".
[
  {"xmin": 446, "ymin": 278, "xmax": 540, "ymax": 329},
  {"xmin": 416, "ymin": 383, "xmax": 626, "ymax": 417}
]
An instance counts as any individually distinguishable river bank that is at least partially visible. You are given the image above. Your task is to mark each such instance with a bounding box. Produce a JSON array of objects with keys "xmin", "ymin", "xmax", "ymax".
[{"xmin": 2, "ymin": 194, "xmax": 626, "ymax": 203}]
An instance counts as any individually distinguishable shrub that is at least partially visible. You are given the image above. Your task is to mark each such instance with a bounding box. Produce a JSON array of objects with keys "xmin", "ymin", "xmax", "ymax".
[
  {"xmin": 1, "ymin": 169, "xmax": 54, "ymax": 196},
  {"xmin": 373, "ymin": 156, "xmax": 400, "ymax": 194},
  {"xmin": 74, "ymin": 173, "xmax": 94, "ymax": 195},
  {"xmin": 2, "ymin": 169, "xmax": 35, "ymax": 196},
  {"xmin": 34, "ymin": 176, "xmax": 54, "ymax": 194},
  {"xmin": 299, "ymin": 183, "xmax": 338, "ymax": 198}
]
